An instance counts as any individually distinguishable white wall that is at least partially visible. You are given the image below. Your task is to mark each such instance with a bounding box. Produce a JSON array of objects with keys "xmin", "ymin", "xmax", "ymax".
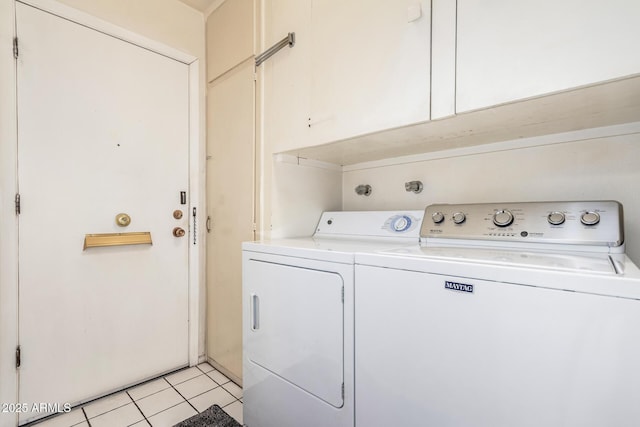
[
  {"xmin": 343, "ymin": 129, "xmax": 640, "ymax": 264},
  {"xmin": 55, "ymin": 0, "xmax": 204, "ymax": 56},
  {"xmin": 270, "ymin": 156, "xmax": 343, "ymax": 238},
  {"xmin": 0, "ymin": 2, "xmax": 205, "ymax": 425}
]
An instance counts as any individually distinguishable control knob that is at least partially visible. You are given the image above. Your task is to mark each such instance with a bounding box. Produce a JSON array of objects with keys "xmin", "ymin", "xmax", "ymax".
[
  {"xmin": 452, "ymin": 212, "xmax": 466, "ymax": 224},
  {"xmin": 581, "ymin": 211, "xmax": 600, "ymax": 226},
  {"xmin": 431, "ymin": 212, "xmax": 445, "ymax": 224},
  {"xmin": 547, "ymin": 212, "xmax": 565, "ymax": 225},
  {"xmin": 392, "ymin": 216, "xmax": 410, "ymax": 232},
  {"xmin": 492, "ymin": 210, "xmax": 514, "ymax": 227},
  {"xmin": 390, "ymin": 215, "xmax": 412, "ymax": 233}
]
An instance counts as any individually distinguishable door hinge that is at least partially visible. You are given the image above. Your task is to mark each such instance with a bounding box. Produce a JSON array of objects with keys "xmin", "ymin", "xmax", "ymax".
[
  {"xmin": 16, "ymin": 346, "xmax": 21, "ymax": 369},
  {"xmin": 15, "ymin": 193, "xmax": 21, "ymax": 215},
  {"xmin": 252, "ymin": 222, "xmax": 257, "ymax": 232},
  {"xmin": 13, "ymin": 37, "xmax": 18, "ymax": 59}
]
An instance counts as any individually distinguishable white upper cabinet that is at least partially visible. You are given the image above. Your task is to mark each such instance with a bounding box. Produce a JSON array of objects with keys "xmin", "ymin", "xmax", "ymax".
[
  {"xmin": 262, "ymin": 0, "xmax": 312, "ymax": 153},
  {"xmin": 263, "ymin": 0, "xmax": 640, "ymax": 164},
  {"xmin": 262, "ymin": 0, "xmax": 431, "ymax": 153},
  {"xmin": 456, "ymin": 0, "xmax": 640, "ymax": 113},
  {"xmin": 308, "ymin": 0, "xmax": 431, "ymax": 147}
]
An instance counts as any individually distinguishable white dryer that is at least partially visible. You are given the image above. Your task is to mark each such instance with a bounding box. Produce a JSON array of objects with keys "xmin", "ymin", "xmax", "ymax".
[
  {"xmin": 242, "ymin": 210, "xmax": 423, "ymax": 427},
  {"xmin": 355, "ymin": 201, "xmax": 640, "ymax": 427}
]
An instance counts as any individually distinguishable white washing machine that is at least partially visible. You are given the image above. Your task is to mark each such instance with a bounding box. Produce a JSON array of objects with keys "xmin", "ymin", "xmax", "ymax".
[
  {"xmin": 242, "ymin": 210, "xmax": 423, "ymax": 427},
  {"xmin": 355, "ymin": 201, "xmax": 640, "ymax": 427}
]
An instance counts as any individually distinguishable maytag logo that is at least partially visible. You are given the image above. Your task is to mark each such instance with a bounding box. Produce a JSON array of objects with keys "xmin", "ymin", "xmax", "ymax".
[{"xmin": 445, "ymin": 281, "xmax": 474, "ymax": 293}]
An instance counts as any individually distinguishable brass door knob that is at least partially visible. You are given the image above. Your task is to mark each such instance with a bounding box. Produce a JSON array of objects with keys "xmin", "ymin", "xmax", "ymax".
[
  {"xmin": 116, "ymin": 213, "xmax": 131, "ymax": 227},
  {"xmin": 173, "ymin": 227, "xmax": 186, "ymax": 237}
]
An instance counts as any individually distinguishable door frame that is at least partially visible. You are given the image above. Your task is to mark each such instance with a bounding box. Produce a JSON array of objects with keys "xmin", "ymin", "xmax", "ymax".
[{"xmin": 0, "ymin": 1, "xmax": 204, "ymax": 423}]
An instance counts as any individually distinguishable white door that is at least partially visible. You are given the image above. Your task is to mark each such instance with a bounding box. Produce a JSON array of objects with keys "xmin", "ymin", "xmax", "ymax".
[{"xmin": 16, "ymin": 3, "xmax": 190, "ymax": 423}]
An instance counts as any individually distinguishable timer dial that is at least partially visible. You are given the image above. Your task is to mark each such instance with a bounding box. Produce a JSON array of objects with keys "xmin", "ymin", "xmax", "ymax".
[
  {"xmin": 581, "ymin": 211, "xmax": 600, "ymax": 226},
  {"xmin": 547, "ymin": 212, "xmax": 566, "ymax": 225},
  {"xmin": 391, "ymin": 215, "xmax": 412, "ymax": 232},
  {"xmin": 432, "ymin": 212, "xmax": 445, "ymax": 224},
  {"xmin": 452, "ymin": 212, "xmax": 466, "ymax": 224},
  {"xmin": 493, "ymin": 210, "xmax": 514, "ymax": 227}
]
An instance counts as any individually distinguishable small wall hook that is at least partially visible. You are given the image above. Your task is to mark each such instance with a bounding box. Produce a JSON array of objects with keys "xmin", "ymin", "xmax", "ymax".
[
  {"xmin": 405, "ymin": 180, "xmax": 423, "ymax": 194},
  {"xmin": 355, "ymin": 184, "xmax": 372, "ymax": 196}
]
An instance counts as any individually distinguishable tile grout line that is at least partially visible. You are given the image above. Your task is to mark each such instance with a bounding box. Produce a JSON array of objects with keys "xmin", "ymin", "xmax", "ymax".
[
  {"xmin": 128, "ymin": 382, "xmax": 172, "ymax": 407},
  {"xmin": 181, "ymin": 380, "xmax": 234, "ymax": 404},
  {"xmin": 195, "ymin": 365, "xmax": 209, "ymax": 375},
  {"xmin": 81, "ymin": 407, "xmax": 92, "ymax": 427},
  {"xmin": 81, "ymin": 396, "xmax": 131, "ymax": 422},
  {"xmin": 168, "ymin": 366, "xmax": 236, "ymax": 404},
  {"xmin": 138, "ymin": 376, "xmax": 200, "ymax": 421},
  {"xmin": 126, "ymin": 390, "xmax": 151, "ymax": 426},
  {"xmin": 128, "ymin": 370, "xmax": 200, "ymax": 419},
  {"xmin": 205, "ymin": 371, "xmax": 231, "ymax": 387},
  {"xmin": 166, "ymin": 377, "xmax": 200, "ymax": 414},
  {"xmin": 166, "ymin": 369, "xmax": 205, "ymax": 387},
  {"xmin": 145, "ymin": 378, "xmax": 190, "ymax": 419},
  {"xmin": 220, "ymin": 398, "xmax": 243, "ymax": 424},
  {"xmin": 222, "ymin": 397, "xmax": 241, "ymax": 408},
  {"xmin": 45, "ymin": 365, "xmax": 224, "ymax": 427},
  {"xmin": 198, "ymin": 365, "xmax": 243, "ymax": 409}
]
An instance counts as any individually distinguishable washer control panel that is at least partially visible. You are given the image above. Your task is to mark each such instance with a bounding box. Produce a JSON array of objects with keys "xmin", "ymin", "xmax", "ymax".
[{"xmin": 421, "ymin": 201, "xmax": 624, "ymax": 247}]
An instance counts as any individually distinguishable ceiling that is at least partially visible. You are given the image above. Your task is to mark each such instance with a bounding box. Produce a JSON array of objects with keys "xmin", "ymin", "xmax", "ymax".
[{"xmin": 178, "ymin": 0, "xmax": 222, "ymax": 15}]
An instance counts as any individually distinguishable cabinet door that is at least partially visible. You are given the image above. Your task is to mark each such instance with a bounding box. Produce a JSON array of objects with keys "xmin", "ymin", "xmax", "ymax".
[
  {"xmin": 309, "ymin": 0, "xmax": 431, "ymax": 146},
  {"xmin": 207, "ymin": 61, "xmax": 255, "ymax": 380},
  {"xmin": 456, "ymin": 0, "xmax": 640, "ymax": 112},
  {"xmin": 262, "ymin": 0, "xmax": 312, "ymax": 153}
]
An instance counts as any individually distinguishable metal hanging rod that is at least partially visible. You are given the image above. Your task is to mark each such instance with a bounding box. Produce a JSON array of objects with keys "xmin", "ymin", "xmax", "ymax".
[{"xmin": 255, "ymin": 32, "xmax": 295, "ymax": 67}]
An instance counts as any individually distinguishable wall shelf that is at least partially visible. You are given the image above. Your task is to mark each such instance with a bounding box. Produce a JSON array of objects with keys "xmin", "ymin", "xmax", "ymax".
[{"xmin": 279, "ymin": 74, "xmax": 640, "ymax": 166}]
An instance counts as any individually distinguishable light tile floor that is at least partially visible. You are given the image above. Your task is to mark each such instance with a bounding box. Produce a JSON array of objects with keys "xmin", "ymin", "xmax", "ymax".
[{"xmin": 29, "ymin": 363, "xmax": 243, "ymax": 427}]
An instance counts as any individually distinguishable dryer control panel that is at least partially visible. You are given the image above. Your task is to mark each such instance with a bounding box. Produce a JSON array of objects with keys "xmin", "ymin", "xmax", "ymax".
[
  {"xmin": 421, "ymin": 201, "xmax": 624, "ymax": 248},
  {"xmin": 316, "ymin": 211, "xmax": 423, "ymax": 239}
]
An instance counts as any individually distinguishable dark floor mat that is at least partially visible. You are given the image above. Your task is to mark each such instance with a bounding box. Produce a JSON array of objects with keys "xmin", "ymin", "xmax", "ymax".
[{"xmin": 173, "ymin": 404, "xmax": 241, "ymax": 427}]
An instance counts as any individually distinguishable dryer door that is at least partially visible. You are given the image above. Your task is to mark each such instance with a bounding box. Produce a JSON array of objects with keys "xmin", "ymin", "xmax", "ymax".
[{"xmin": 244, "ymin": 259, "xmax": 344, "ymax": 407}]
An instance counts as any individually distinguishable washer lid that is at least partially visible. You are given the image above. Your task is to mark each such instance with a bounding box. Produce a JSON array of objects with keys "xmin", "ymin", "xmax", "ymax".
[
  {"xmin": 379, "ymin": 246, "xmax": 619, "ymax": 275},
  {"xmin": 356, "ymin": 247, "xmax": 640, "ymax": 299}
]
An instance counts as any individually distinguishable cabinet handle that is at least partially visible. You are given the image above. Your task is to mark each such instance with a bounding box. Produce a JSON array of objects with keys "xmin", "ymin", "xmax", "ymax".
[{"xmin": 250, "ymin": 293, "xmax": 260, "ymax": 331}]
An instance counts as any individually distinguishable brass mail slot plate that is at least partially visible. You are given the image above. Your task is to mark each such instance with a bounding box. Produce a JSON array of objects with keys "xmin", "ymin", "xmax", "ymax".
[{"xmin": 83, "ymin": 232, "xmax": 152, "ymax": 250}]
